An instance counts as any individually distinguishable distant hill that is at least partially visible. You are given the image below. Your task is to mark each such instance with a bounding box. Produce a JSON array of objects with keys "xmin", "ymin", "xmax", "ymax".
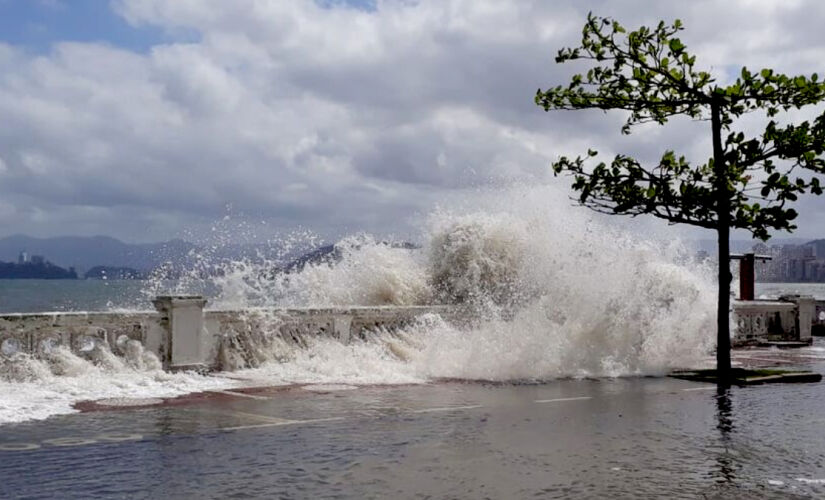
[
  {"xmin": 284, "ymin": 241, "xmax": 418, "ymax": 273},
  {"xmin": 0, "ymin": 234, "xmax": 311, "ymax": 275},
  {"xmin": 0, "ymin": 260, "xmax": 77, "ymax": 279},
  {"xmin": 0, "ymin": 235, "xmax": 417, "ymax": 276},
  {"xmin": 284, "ymin": 244, "xmax": 339, "ymax": 273},
  {"xmin": 0, "ymin": 235, "xmax": 197, "ymax": 272}
]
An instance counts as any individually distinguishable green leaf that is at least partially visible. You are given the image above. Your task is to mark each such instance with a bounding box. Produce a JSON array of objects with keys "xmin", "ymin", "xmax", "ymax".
[
  {"xmin": 534, "ymin": 14, "xmax": 825, "ymax": 243},
  {"xmin": 668, "ymin": 38, "xmax": 685, "ymax": 52}
]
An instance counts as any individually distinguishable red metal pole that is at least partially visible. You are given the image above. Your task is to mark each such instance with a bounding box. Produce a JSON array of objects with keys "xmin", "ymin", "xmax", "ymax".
[{"xmin": 739, "ymin": 253, "xmax": 755, "ymax": 300}]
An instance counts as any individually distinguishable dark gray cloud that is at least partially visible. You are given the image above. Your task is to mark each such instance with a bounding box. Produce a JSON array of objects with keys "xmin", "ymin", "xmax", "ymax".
[{"xmin": 0, "ymin": 0, "xmax": 823, "ymax": 242}]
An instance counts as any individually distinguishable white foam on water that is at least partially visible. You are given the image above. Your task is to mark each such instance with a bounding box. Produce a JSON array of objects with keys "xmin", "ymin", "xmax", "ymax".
[
  {"xmin": 225, "ymin": 185, "xmax": 715, "ymax": 383},
  {"xmin": 0, "ymin": 345, "xmax": 234, "ymax": 424},
  {"xmin": 263, "ymin": 234, "xmax": 432, "ymax": 308},
  {"xmin": 234, "ymin": 335, "xmax": 427, "ymax": 386},
  {"xmin": 0, "ymin": 185, "xmax": 717, "ymax": 423},
  {"xmin": 796, "ymin": 478, "xmax": 825, "ymax": 484},
  {"xmin": 302, "ymin": 384, "xmax": 358, "ymax": 392}
]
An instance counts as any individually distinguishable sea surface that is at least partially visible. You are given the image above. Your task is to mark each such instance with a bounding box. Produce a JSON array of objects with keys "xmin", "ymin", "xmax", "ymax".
[
  {"xmin": 0, "ymin": 279, "xmax": 218, "ymax": 313},
  {"xmin": 1, "ymin": 279, "xmax": 824, "ymax": 314},
  {"xmin": 756, "ymin": 282, "xmax": 825, "ymax": 300}
]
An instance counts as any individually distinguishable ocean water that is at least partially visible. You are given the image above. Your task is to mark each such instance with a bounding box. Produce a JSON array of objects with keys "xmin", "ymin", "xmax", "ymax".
[
  {"xmin": 2, "ymin": 279, "xmax": 821, "ymax": 314},
  {"xmin": 0, "ymin": 279, "xmax": 218, "ymax": 314},
  {"xmin": 0, "ymin": 186, "xmax": 814, "ymax": 424},
  {"xmin": 0, "ymin": 279, "xmax": 153, "ymax": 313},
  {"xmin": 757, "ymin": 282, "xmax": 825, "ymax": 300},
  {"xmin": 1, "ymin": 279, "xmax": 822, "ymax": 315}
]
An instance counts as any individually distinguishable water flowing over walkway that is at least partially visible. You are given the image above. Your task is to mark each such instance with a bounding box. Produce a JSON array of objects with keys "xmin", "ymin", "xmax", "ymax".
[{"xmin": 2, "ymin": 351, "xmax": 824, "ymax": 499}]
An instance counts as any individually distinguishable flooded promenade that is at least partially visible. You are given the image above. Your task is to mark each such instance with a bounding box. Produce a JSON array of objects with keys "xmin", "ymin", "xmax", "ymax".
[{"xmin": 1, "ymin": 344, "xmax": 824, "ymax": 499}]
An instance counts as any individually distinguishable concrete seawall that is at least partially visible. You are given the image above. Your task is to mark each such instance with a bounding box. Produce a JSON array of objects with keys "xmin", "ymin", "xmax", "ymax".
[
  {"xmin": 3, "ymin": 294, "xmax": 823, "ymax": 371},
  {"xmin": 0, "ymin": 296, "xmax": 456, "ymax": 372},
  {"xmin": 733, "ymin": 295, "xmax": 825, "ymax": 346}
]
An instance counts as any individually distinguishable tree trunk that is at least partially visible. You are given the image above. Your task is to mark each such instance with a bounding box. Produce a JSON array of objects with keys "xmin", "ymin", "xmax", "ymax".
[{"xmin": 711, "ymin": 98, "xmax": 732, "ymax": 378}]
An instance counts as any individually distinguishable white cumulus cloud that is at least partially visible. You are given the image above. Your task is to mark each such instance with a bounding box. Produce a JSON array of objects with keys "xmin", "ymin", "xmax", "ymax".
[{"xmin": 0, "ymin": 0, "xmax": 822, "ymax": 241}]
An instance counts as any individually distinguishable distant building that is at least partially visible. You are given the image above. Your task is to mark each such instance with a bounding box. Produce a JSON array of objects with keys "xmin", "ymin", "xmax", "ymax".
[
  {"xmin": 754, "ymin": 242, "xmax": 825, "ymax": 282},
  {"xmin": 0, "ymin": 255, "xmax": 77, "ymax": 279}
]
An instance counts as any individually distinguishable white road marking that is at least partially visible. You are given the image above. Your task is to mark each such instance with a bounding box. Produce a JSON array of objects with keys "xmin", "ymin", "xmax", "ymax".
[
  {"xmin": 410, "ymin": 405, "xmax": 483, "ymax": 413},
  {"xmin": 43, "ymin": 437, "xmax": 99, "ymax": 447},
  {"xmin": 0, "ymin": 442, "xmax": 41, "ymax": 451},
  {"xmin": 96, "ymin": 433, "xmax": 144, "ymax": 442},
  {"xmin": 221, "ymin": 417, "xmax": 346, "ymax": 432},
  {"xmin": 534, "ymin": 396, "xmax": 592, "ymax": 404},
  {"xmin": 211, "ymin": 390, "xmax": 270, "ymax": 400},
  {"xmin": 218, "ymin": 411, "xmax": 299, "ymax": 424},
  {"xmin": 732, "ymin": 356, "xmax": 791, "ymax": 364}
]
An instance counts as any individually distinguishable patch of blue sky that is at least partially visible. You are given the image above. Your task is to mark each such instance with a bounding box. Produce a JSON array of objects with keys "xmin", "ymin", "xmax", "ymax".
[
  {"xmin": 316, "ymin": 0, "xmax": 378, "ymax": 12},
  {"xmin": 0, "ymin": 0, "xmax": 381, "ymax": 54},
  {"xmin": 0, "ymin": 0, "xmax": 175, "ymax": 53}
]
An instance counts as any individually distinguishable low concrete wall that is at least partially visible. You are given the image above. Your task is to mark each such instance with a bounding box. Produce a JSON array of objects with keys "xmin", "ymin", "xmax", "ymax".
[
  {"xmin": 0, "ymin": 310, "xmax": 162, "ymax": 359},
  {"xmin": 0, "ymin": 297, "xmax": 455, "ymax": 371},
  {"xmin": 732, "ymin": 295, "xmax": 816, "ymax": 345},
  {"xmin": 205, "ymin": 305, "xmax": 455, "ymax": 371},
  {"xmin": 733, "ymin": 301, "xmax": 796, "ymax": 345},
  {"xmin": 2, "ymin": 294, "xmax": 818, "ymax": 368}
]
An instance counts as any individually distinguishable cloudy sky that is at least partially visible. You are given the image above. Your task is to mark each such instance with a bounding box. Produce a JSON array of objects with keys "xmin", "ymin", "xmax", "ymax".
[{"xmin": 0, "ymin": 0, "xmax": 824, "ymax": 243}]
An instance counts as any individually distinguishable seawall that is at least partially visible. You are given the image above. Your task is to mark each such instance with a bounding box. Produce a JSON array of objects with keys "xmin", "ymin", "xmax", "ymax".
[
  {"xmin": 0, "ymin": 296, "xmax": 456, "ymax": 372},
  {"xmin": 3, "ymin": 294, "xmax": 824, "ymax": 372}
]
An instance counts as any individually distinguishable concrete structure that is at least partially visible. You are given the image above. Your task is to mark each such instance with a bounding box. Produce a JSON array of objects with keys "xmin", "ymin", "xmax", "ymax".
[
  {"xmin": 732, "ymin": 294, "xmax": 817, "ymax": 346},
  {"xmin": 814, "ymin": 300, "xmax": 825, "ymax": 336},
  {"xmin": 0, "ymin": 297, "xmax": 454, "ymax": 371},
  {"xmin": 152, "ymin": 296, "xmax": 209, "ymax": 371},
  {"xmin": 2, "ymin": 294, "xmax": 820, "ymax": 366},
  {"xmin": 733, "ymin": 300, "xmax": 796, "ymax": 345},
  {"xmin": 0, "ymin": 310, "xmax": 159, "ymax": 360},
  {"xmin": 792, "ymin": 295, "xmax": 817, "ymax": 343}
]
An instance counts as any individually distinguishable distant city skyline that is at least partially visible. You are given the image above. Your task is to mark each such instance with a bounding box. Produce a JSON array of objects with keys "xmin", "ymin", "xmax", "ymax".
[
  {"xmin": 754, "ymin": 240, "xmax": 825, "ymax": 283},
  {"xmin": 1, "ymin": 1, "xmax": 824, "ymax": 242}
]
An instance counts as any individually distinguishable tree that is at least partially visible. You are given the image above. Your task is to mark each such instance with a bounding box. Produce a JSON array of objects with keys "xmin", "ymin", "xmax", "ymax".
[{"xmin": 535, "ymin": 13, "xmax": 825, "ymax": 378}]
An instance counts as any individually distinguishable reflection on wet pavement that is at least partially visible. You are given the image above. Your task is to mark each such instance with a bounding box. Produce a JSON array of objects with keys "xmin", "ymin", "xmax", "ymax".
[{"xmin": 1, "ymin": 349, "xmax": 824, "ymax": 498}]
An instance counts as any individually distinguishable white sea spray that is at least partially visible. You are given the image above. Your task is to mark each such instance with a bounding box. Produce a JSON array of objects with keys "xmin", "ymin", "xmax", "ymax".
[{"xmin": 0, "ymin": 185, "xmax": 718, "ymax": 423}]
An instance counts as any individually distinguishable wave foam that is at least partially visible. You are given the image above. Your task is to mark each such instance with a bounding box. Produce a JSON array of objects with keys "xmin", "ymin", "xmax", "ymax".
[{"xmin": 0, "ymin": 186, "xmax": 717, "ymax": 423}]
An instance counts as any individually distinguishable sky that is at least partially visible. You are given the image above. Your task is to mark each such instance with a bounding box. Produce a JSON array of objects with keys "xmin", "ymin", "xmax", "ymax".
[{"xmin": 0, "ymin": 0, "xmax": 824, "ymax": 243}]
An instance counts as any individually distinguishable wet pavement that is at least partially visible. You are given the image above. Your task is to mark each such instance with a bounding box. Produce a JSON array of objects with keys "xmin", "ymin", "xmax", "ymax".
[{"xmin": 2, "ymin": 345, "xmax": 825, "ymax": 499}]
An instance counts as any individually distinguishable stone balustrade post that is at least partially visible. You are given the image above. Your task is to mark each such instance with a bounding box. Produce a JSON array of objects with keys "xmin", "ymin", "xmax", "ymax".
[
  {"xmin": 152, "ymin": 295, "xmax": 208, "ymax": 371},
  {"xmin": 795, "ymin": 296, "xmax": 815, "ymax": 343},
  {"xmin": 779, "ymin": 294, "xmax": 816, "ymax": 343}
]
